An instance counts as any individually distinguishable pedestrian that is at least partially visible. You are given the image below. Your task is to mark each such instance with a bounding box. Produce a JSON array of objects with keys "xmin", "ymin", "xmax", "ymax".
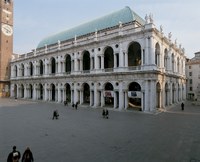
[
  {"xmin": 75, "ymin": 102, "xmax": 78, "ymax": 110},
  {"xmin": 7, "ymin": 146, "xmax": 21, "ymax": 162},
  {"xmin": 102, "ymin": 109, "xmax": 106, "ymax": 118},
  {"xmin": 21, "ymin": 147, "xmax": 34, "ymax": 162},
  {"xmin": 64, "ymin": 98, "xmax": 68, "ymax": 106},
  {"xmin": 181, "ymin": 102, "xmax": 184, "ymax": 111},
  {"xmin": 105, "ymin": 109, "xmax": 109, "ymax": 119},
  {"xmin": 52, "ymin": 110, "xmax": 59, "ymax": 119}
]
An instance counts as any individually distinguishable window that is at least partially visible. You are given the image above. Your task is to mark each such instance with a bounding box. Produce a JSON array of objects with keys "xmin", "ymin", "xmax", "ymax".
[
  {"xmin": 4, "ymin": 0, "xmax": 10, "ymax": 4},
  {"xmin": 189, "ymin": 79, "xmax": 193, "ymax": 84},
  {"xmin": 189, "ymin": 66, "xmax": 191, "ymax": 69},
  {"xmin": 189, "ymin": 72, "xmax": 192, "ymax": 76},
  {"xmin": 190, "ymin": 87, "xmax": 193, "ymax": 91}
]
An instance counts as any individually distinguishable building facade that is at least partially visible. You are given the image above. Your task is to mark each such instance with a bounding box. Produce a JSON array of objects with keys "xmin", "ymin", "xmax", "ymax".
[
  {"xmin": 10, "ymin": 7, "xmax": 186, "ymax": 112},
  {"xmin": 0, "ymin": 0, "xmax": 13, "ymax": 97},
  {"xmin": 186, "ymin": 52, "xmax": 200, "ymax": 101}
]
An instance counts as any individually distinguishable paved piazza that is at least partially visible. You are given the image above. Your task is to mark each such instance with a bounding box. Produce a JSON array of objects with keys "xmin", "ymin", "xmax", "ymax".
[{"xmin": 1, "ymin": 98, "xmax": 200, "ymax": 162}]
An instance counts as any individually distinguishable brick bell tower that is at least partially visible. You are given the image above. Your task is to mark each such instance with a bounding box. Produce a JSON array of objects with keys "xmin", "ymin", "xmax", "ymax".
[{"xmin": 0, "ymin": 0, "xmax": 13, "ymax": 97}]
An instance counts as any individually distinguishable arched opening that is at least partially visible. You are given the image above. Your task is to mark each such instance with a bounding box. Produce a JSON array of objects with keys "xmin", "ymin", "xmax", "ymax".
[
  {"xmin": 104, "ymin": 82, "xmax": 114, "ymax": 107},
  {"xmin": 21, "ymin": 64, "xmax": 24, "ymax": 76},
  {"xmin": 164, "ymin": 49, "xmax": 168, "ymax": 69},
  {"xmin": 30, "ymin": 84, "xmax": 33, "ymax": 99},
  {"xmin": 39, "ymin": 84, "xmax": 43, "ymax": 100},
  {"xmin": 172, "ymin": 54, "xmax": 175, "ymax": 72},
  {"xmin": 51, "ymin": 84, "xmax": 56, "ymax": 101},
  {"xmin": 65, "ymin": 83, "xmax": 71, "ymax": 102},
  {"xmin": 14, "ymin": 84, "xmax": 17, "ymax": 98},
  {"xmin": 156, "ymin": 82, "xmax": 161, "ymax": 109},
  {"xmin": 21, "ymin": 84, "xmax": 24, "ymax": 98},
  {"xmin": 178, "ymin": 84, "xmax": 180, "ymax": 101},
  {"xmin": 83, "ymin": 83, "xmax": 90, "ymax": 104},
  {"xmin": 172, "ymin": 83, "xmax": 175, "ymax": 103},
  {"xmin": 165, "ymin": 83, "xmax": 169, "ymax": 106},
  {"xmin": 14, "ymin": 65, "xmax": 17, "ymax": 77},
  {"xmin": 155, "ymin": 43, "xmax": 160, "ymax": 66},
  {"xmin": 104, "ymin": 47, "xmax": 114, "ymax": 70},
  {"xmin": 128, "ymin": 82, "xmax": 141, "ymax": 110},
  {"xmin": 51, "ymin": 57, "xmax": 56, "ymax": 74},
  {"xmin": 177, "ymin": 57, "xmax": 180, "ymax": 73},
  {"xmin": 83, "ymin": 51, "xmax": 90, "ymax": 72},
  {"xmin": 30, "ymin": 62, "xmax": 33, "ymax": 76},
  {"xmin": 65, "ymin": 55, "xmax": 71, "ymax": 73},
  {"xmin": 128, "ymin": 42, "xmax": 141, "ymax": 67},
  {"xmin": 39, "ymin": 60, "xmax": 43, "ymax": 75}
]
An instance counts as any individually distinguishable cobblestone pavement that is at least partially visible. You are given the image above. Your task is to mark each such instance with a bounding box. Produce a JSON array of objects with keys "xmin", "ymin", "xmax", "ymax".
[{"xmin": 1, "ymin": 98, "xmax": 200, "ymax": 162}]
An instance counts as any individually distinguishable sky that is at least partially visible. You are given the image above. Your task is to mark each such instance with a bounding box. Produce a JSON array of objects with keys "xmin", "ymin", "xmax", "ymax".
[{"xmin": 13, "ymin": 0, "xmax": 200, "ymax": 59}]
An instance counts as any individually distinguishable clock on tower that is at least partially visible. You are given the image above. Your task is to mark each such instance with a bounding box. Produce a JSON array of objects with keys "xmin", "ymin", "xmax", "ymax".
[{"xmin": 0, "ymin": 0, "xmax": 13, "ymax": 97}]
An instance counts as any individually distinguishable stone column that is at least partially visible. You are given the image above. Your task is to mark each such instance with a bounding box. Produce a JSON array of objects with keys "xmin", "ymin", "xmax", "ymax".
[
  {"xmin": 101, "ymin": 89, "xmax": 105, "ymax": 107},
  {"xmin": 58, "ymin": 84, "xmax": 61, "ymax": 103}
]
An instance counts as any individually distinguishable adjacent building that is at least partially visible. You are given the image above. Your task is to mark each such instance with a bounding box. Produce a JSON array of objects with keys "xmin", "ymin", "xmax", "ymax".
[
  {"xmin": 10, "ymin": 6, "xmax": 186, "ymax": 112},
  {"xmin": 186, "ymin": 52, "xmax": 200, "ymax": 101}
]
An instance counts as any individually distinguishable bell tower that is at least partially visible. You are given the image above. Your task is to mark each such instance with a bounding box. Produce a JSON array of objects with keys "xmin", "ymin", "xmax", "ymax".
[{"xmin": 0, "ymin": 0, "xmax": 13, "ymax": 97}]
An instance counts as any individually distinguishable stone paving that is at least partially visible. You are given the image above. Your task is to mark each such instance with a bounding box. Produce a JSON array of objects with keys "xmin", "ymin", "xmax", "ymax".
[{"xmin": 1, "ymin": 98, "xmax": 200, "ymax": 162}]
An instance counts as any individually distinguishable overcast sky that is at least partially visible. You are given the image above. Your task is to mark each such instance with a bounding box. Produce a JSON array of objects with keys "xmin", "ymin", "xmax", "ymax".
[{"xmin": 14, "ymin": 0, "xmax": 200, "ymax": 58}]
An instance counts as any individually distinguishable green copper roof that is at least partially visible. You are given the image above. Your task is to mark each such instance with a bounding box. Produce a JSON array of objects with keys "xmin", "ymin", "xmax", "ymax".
[{"xmin": 37, "ymin": 6, "xmax": 145, "ymax": 48}]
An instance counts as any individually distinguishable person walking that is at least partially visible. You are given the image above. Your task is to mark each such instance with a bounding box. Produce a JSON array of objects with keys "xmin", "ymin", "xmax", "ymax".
[
  {"xmin": 181, "ymin": 102, "xmax": 184, "ymax": 111},
  {"xmin": 52, "ymin": 110, "xmax": 59, "ymax": 119},
  {"xmin": 7, "ymin": 146, "xmax": 21, "ymax": 162},
  {"xmin": 75, "ymin": 102, "xmax": 78, "ymax": 110},
  {"xmin": 21, "ymin": 147, "xmax": 34, "ymax": 162}
]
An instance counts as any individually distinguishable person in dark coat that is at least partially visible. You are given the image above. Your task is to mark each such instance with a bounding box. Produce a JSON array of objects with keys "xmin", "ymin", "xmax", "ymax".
[
  {"xmin": 75, "ymin": 102, "xmax": 78, "ymax": 110},
  {"xmin": 21, "ymin": 147, "xmax": 34, "ymax": 162},
  {"xmin": 64, "ymin": 98, "xmax": 68, "ymax": 106},
  {"xmin": 105, "ymin": 109, "xmax": 109, "ymax": 119},
  {"xmin": 102, "ymin": 109, "xmax": 106, "ymax": 118},
  {"xmin": 7, "ymin": 146, "xmax": 21, "ymax": 162},
  {"xmin": 52, "ymin": 110, "xmax": 59, "ymax": 119},
  {"xmin": 181, "ymin": 102, "xmax": 184, "ymax": 111}
]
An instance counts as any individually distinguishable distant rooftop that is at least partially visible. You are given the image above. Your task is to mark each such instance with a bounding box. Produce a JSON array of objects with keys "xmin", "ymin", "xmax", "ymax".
[{"xmin": 37, "ymin": 6, "xmax": 145, "ymax": 49}]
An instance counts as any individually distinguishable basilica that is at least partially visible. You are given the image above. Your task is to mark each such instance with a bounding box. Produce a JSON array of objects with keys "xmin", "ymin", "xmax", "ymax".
[{"xmin": 10, "ymin": 6, "xmax": 186, "ymax": 112}]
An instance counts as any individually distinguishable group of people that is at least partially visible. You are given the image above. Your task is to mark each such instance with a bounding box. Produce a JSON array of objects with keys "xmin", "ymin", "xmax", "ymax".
[{"xmin": 7, "ymin": 146, "xmax": 34, "ymax": 162}]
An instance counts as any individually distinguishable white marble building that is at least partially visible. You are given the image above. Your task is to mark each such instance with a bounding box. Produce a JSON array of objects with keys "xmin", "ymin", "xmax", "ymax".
[{"xmin": 10, "ymin": 7, "xmax": 186, "ymax": 112}]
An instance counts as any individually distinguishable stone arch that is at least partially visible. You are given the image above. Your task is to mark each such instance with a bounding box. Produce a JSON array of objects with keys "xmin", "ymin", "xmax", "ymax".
[
  {"xmin": 155, "ymin": 43, "xmax": 160, "ymax": 66},
  {"xmin": 50, "ymin": 83, "xmax": 56, "ymax": 101},
  {"xmin": 64, "ymin": 83, "xmax": 71, "ymax": 102},
  {"xmin": 128, "ymin": 41, "xmax": 141, "ymax": 67},
  {"xmin": 104, "ymin": 82, "xmax": 114, "ymax": 107},
  {"xmin": 171, "ymin": 54, "xmax": 175, "ymax": 72},
  {"xmin": 165, "ymin": 83, "xmax": 169, "ymax": 106},
  {"xmin": 172, "ymin": 83, "xmax": 175, "ymax": 103},
  {"xmin": 39, "ymin": 83, "xmax": 43, "ymax": 100},
  {"xmin": 104, "ymin": 46, "xmax": 114, "ymax": 69},
  {"xmin": 39, "ymin": 60, "xmax": 44, "ymax": 75},
  {"xmin": 82, "ymin": 51, "xmax": 90, "ymax": 71},
  {"xmin": 14, "ymin": 65, "xmax": 18, "ymax": 77},
  {"xmin": 28, "ymin": 84, "xmax": 33, "ymax": 99},
  {"xmin": 82, "ymin": 83, "xmax": 90, "ymax": 104},
  {"xmin": 21, "ymin": 63, "xmax": 24, "ymax": 76},
  {"xmin": 50, "ymin": 57, "xmax": 56, "ymax": 74},
  {"xmin": 177, "ymin": 57, "xmax": 180, "ymax": 73},
  {"xmin": 156, "ymin": 82, "xmax": 161, "ymax": 109},
  {"xmin": 164, "ymin": 48, "xmax": 168, "ymax": 69},
  {"xmin": 65, "ymin": 54, "xmax": 71, "ymax": 73},
  {"xmin": 128, "ymin": 82, "xmax": 141, "ymax": 110},
  {"xmin": 14, "ymin": 84, "xmax": 17, "ymax": 98},
  {"xmin": 20, "ymin": 84, "xmax": 24, "ymax": 98},
  {"xmin": 29, "ymin": 62, "xmax": 33, "ymax": 76}
]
